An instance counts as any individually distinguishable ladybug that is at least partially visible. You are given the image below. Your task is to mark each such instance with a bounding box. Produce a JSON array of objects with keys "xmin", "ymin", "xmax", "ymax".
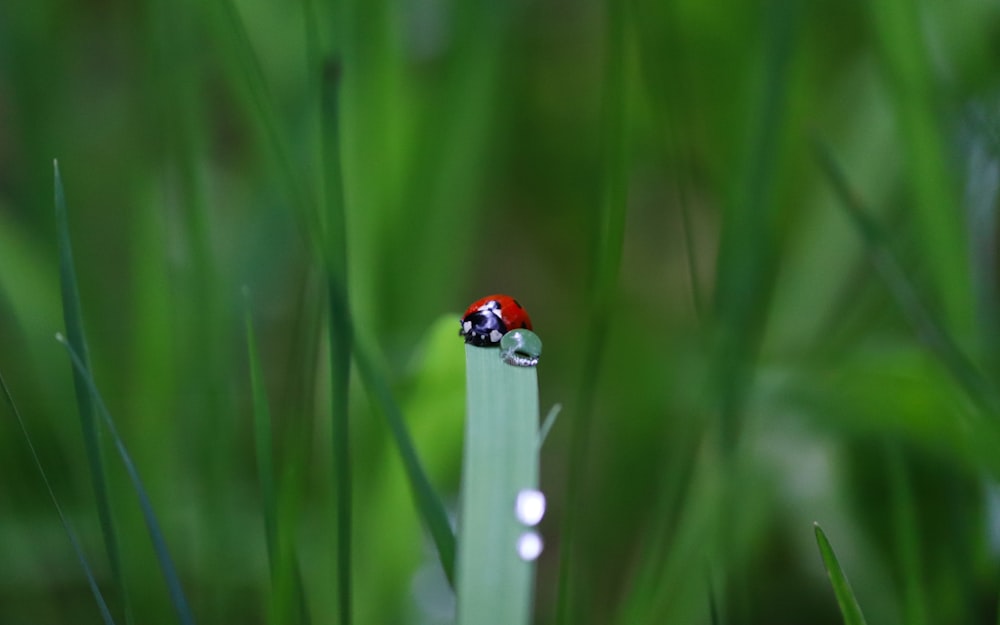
[{"xmin": 459, "ymin": 294, "xmax": 533, "ymax": 347}]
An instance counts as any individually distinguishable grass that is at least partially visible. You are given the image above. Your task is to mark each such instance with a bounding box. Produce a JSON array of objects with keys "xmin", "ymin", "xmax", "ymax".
[
  {"xmin": 4, "ymin": 0, "xmax": 1000, "ymax": 623},
  {"xmin": 814, "ymin": 524, "xmax": 869, "ymax": 625},
  {"xmin": 53, "ymin": 161, "xmax": 130, "ymax": 625},
  {"xmin": 456, "ymin": 342, "xmax": 541, "ymax": 625}
]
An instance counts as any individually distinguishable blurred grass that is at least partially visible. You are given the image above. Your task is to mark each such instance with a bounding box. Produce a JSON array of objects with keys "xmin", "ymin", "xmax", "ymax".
[{"xmin": 4, "ymin": 0, "xmax": 1000, "ymax": 624}]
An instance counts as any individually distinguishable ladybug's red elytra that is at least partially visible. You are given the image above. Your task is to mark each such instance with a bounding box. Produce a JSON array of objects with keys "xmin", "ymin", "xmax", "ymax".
[{"xmin": 459, "ymin": 294, "xmax": 533, "ymax": 347}]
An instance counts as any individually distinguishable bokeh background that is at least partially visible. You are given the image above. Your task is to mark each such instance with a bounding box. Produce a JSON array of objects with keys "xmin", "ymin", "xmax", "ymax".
[{"xmin": 3, "ymin": 0, "xmax": 1000, "ymax": 623}]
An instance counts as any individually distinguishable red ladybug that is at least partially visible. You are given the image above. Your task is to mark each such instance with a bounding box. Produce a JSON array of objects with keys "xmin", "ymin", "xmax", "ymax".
[{"xmin": 460, "ymin": 294, "xmax": 532, "ymax": 346}]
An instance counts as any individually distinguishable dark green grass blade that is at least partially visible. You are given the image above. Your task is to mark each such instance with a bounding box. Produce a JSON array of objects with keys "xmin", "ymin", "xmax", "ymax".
[
  {"xmin": 557, "ymin": 0, "xmax": 630, "ymax": 621},
  {"xmin": 57, "ymin": 335, "xmax": 196, "ymax": 625},
  {"xmin": 245, "ymin": 297, "xmax": 311, "ymax": 625},
  {"xmin": 707, "ymin": 570, "xmax": 720, "ymax": 625},
  {"xmin": 244, "ymin": 300, "xmax": 278, "ymax": 605},
  {"xmin": 53, "ymin": 159, "xmax": 131, "ymax": 624},
  {"xmin": 353, "ymin": 339, "xmax": 457, "ymax": 586},
  {"xmin": 0, "ymin": 368, "xmax": 116, "ymax": 625},
  {"xmin": 319, "ymin": 56, "xmax": 353, "ymax": 625},
  {"xmin": 211, "ymin": 0, "xmax": 320, "ymax": 249},
  {"xmin": 814, "ymin": 524, "xmax": 869, "ymax": 625},
  {"xmin": 813, "ymin": 140, "xmax": 1000, "ymax": 415},
  {"xmin": 885, "ymin": 445, "xmax": 927, "ymax": 625}
]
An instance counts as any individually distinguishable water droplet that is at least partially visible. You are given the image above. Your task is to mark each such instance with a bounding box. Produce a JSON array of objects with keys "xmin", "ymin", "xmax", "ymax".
[
  {"xmin": 500, "ymin": 329, "xmax": 542, "ymax": 367},
  {"xmin": 517, "ymin": 531, "xmax": 544, "ymax": 561},
  {"xmin": 515, "ymin": 489, "xmax": 546, "ymax": 526}
]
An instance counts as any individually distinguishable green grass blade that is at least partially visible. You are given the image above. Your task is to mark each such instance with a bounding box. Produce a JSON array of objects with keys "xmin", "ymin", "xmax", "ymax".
[
  {"xmin": 867, "ymin": 0, "xmax": 972, "ymax": 339},
  {"xmin": 813, "ymin": 524, "xmax": 868, "ymax": 625},
  {"xmin": 53, "ymin": 159, "xmax": 131, "ymax": 624},
  {"xmin": 814, "ymin": 140, "xmax": 1000, "ymax": 415},
  {"xmin": 884, "ymin": 445, "xmax": 927, "ymax": 625},
  {"xmin": 56, "ymin": 334, "xmax": 196, "ymax": 625},
  {"xmin": 558, "ymin": 0, "xmax": 630, "ymax": 620},
  {"xmin": 456, "ymin": 344, "xmax": 541, "ymax": 625},
  {"xmin": 245, "ymin": 297, "xmax": 311, "ymax": 625},
  {"xmin": 211, "ymin": 0, "xmax": 320, "ymax": 249},
  {"xmin": 0, "ymin": 368, "xmax": 117, "ymax": 625},
  {"xmin": 319, "ymin": 55, "xmax": 353, "ymax": 625},
  {"xmin": 353, "ymin": 339, "xmax": 457, "ymax": 585},
  {"xmin": 244, "ymin": 299, "xmax": 278, "ymax": 614},
  {"xmin": 537, "ymin": 403, "xmax": 562, "ymax": 450}
]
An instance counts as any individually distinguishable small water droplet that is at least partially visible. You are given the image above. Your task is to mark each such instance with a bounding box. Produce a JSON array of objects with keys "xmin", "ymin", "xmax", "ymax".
[
  {"xmin": 515, "ymin": 489, "xmax": 546, "ymax": 526},
  {"xmin": 517, "ymin": 531, "xmax": 544, "ymax": 561},
  {"xmin": 500, "ymin": 329, "xmax": 542, "ymax": 367}
]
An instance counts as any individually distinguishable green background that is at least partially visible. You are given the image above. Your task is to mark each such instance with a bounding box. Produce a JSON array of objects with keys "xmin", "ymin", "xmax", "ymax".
[{"xmin": 2, "ymin": 0, "xmax": 1000, "ymax": 623}]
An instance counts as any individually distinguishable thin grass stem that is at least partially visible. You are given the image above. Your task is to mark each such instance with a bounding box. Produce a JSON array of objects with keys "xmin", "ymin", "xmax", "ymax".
[
  {"xmin": 57, "ymin": 335, "xmax": 196, "ymax": 625},
  {"xmin": 0, "ymin": 368, "xmax": 116, "ymax": 625}
]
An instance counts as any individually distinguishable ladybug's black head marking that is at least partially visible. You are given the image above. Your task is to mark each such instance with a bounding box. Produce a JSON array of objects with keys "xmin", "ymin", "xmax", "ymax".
[{"xmin": 460, "ymin": 306, "xmax": 508, "ymax": 346}]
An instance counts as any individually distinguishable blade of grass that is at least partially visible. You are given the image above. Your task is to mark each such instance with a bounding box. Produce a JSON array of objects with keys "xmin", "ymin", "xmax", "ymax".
[
  {"xmin": 708, "ymin": 4, "xmax": 799, "ymax": 620},
  {"xmin": 814, "ymin": 523, "xmax": 869, "ymax": 625},
  {"xmin": 56, "ymin": 334, "xmax": 196, "ymax": 625},
  {"xmin": 319, "ymin": 55, "xmax": 353, "ymax": 625},
  {"xmin": 456, "ymin": 344, "xmax": 541, "ymax": 625},
  {"xmin": 210, "ymin": 0, "xmax": 321, "ymax": 251},
  {"xmin": 867, "ymin": 0, "xmax": 972, "ymax": 341},
  {"xmin": 813, "ymin": 139, "xmax": 1000, "ymax": 416},
  {"xmin": 557, "ymin": 0, "xmax": 630, "ymax": 620},
  {"xmin": 884, "ymin": 444, "xmax": 927, "ymax": 625},
  {"xmin": 353, "ymin": 336, "xmax": 457, "ymax": 585},
  {"xmin": 53, "ymin": 159, "xmax": 132, "ymax": 625},
  {"xmin": 0, "ymin": 368, "xmax": 116, "ymax": 625},
  {"xmin": 537, "ymin": 403, "xmax": 562, "ymax": 450},
  {"xmin": 245, "ymin": 295, "xmax": 311, "ymax": 625},
  {"xmin": 707, "ymin": 569, "xmax": 720, "ymax": 625}
]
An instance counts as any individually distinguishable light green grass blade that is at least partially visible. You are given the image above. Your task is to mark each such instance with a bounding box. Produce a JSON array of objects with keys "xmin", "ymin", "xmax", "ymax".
[
  {"xmin": 456, "ymin": 345, "xmax": 540, "ymax": 625},
  {"xmin": 0, "ymin": 368, "xmax": 116, "ymax": 625},
  {"xmin": 53, "ymin": 159, "xmax": 131, "ymax": 624},
  {"xmin": 354, "ymin": 338, "xmax": 457, "ymax": 585},
  {"xmin": 814, "ymin": 524, "xmax": 868, "ymax": 625},
  {"xmin": 537, "ymin": 403, "xmax": 562, "ymax": 450},
  {"xmin": 57, "ymin": 335, "xmax": 196, "ymax": 625}
]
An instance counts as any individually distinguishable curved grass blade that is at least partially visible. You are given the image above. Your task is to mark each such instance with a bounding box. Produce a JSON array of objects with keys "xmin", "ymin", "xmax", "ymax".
[
  {"xmin": 53, "ymin": 159, "xmax": 132, "ymax": 624},
  {"xmin": 353, "ymin": 338, "xmax": 457, "ymax": 586},
  {"xmin": 813, "ymin": 140, "xmax": 1000, "ymax": 416},
  {"xmin": 0, "ymin": 368, "xmax": 116, "ymax": 625},
  {"xmin": 56, "ymin": 334, "xmax": 196, "ymax": 625},
  {"xmin": 867, "ymin": 0, "xmax": 971, "ymax": 336},
  {"xmin": 814, "ymin": 524, "xmax": 868, "ymax": 625}
]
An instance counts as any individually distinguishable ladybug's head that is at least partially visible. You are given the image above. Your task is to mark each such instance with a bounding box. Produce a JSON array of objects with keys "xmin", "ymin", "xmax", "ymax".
[{"xmin": 460, "ymin": 299, "xmax": 508, "ymax": 346}]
